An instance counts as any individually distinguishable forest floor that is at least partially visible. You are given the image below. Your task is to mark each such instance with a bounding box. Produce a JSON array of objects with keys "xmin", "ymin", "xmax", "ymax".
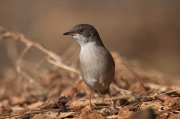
[{"xmin": 0, "ymin": 27, "xmax": 180, "ymax": 119}]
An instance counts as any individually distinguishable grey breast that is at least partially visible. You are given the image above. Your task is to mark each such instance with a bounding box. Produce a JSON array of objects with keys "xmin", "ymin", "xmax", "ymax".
[{"xmin": 79, "ymin": 42, "xmax": 115, "ymax": 90}]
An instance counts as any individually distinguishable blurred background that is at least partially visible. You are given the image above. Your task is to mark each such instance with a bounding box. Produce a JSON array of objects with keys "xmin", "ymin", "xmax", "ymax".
[{"xmin": 0, "ymin": 0, "xmax": 180, "ymax": 77}]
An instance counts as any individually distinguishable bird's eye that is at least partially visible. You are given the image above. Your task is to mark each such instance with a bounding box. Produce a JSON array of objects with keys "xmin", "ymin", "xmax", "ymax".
[{"xmin": 79, "ymin": 28, "xmax": 85, "ymax": 33}]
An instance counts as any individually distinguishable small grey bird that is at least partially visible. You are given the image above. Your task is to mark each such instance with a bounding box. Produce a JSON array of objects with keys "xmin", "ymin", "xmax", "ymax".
[{"xmin": 63, "ymin": 24, "xmax": 115, "ymax": 109}]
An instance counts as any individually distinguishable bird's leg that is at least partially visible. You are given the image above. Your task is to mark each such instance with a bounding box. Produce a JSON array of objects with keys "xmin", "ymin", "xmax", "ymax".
[
  {"xmin": 89, "ymin": 89, "xmax": 93, "ymax": 108},
  {"xmin": 108, "ymin": 90, "xmax": 115, "ymax": 109},
  {"xmin": 89, "ymin": 89, "xmax": 97, "ymax": 109}
]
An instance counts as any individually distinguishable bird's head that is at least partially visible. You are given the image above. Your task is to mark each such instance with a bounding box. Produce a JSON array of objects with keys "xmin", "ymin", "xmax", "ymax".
[{"xmin": 63, "ymin": 24, "xmax": 103, "ymax": 46}]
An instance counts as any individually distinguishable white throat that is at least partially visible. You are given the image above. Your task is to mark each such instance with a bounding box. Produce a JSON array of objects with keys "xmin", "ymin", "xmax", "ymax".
[
  {"xmin": 80, "ymin": 42, "xmax": 98, "ymax": 59},
  {"xmin": 73, "ymin": 34, "xmax": 88, "ymax": 46}
]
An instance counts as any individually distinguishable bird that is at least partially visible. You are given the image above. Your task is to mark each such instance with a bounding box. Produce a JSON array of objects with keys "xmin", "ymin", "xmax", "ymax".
[{"xmin": 63, "ymin": 24, "xmax": 115, "ymax": 109}]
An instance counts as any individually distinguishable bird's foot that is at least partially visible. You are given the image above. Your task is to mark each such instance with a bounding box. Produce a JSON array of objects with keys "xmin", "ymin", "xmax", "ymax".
[
  {"xmin": 109, "ymin": 105, "xmax": 119, "ymax": 115},
  {"xmin": 110, "ymin": 103, "xmax": 116, "ymax": 110}
]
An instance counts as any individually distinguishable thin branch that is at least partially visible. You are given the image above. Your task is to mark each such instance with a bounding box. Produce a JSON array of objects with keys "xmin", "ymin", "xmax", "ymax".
[
  {"xmin": 36, "ymin": 55, "xmax": 50, "ymax": 68},
  {"xmin": 0, "ymin": 26, "xmax": 79, "ymax": 75},
  {"xmin": 0, "ymin": 109, "xmax": 75, "ymax": 119},
  {"xmin": 47, "ymin": 58, "xmax": 79, "ymax": 74},
  {"xmin": 16, "ymin": 45, "xmax": 32, "ymax": 73},
  {"xmin": 61, "ymin": 43, "xmax": 78, "ymax": 61},
  {"xmin": 157, "ymin": 88, "xmax": 180, "ymax": 96},
  {"xmin": 122, "ymin": 62, "xmax": 147, "ymax": 92},
  {"xmin": 20, "ymin": 70, "xmax": 35, "ymax": 83}
]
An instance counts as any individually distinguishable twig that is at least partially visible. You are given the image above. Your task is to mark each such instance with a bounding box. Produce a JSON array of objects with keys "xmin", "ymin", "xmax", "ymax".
[
  {"xmin": 157, "ymin": 88, "xmax": 180, "ymax": 96},
  {"xmin": 48, "ymin": 58, "xmax": 79, "ymax": 74},
  {"xmin": 0, "ymin": 26, "xmax": 79, "ymax": 75},
  {"xmin": 36, "ymin": 55, "xmax": 50, "ymax": 68},
  {"xmin": 107, "ymin": 115, "xmax": 118, "ymax": 119},
  {"xmin": 6, "ymin": 40, "xmax": 18, "ymax": 64},
  {"xmin": 20, "ymin": 70, "xmax": 35, "ymax": 83},
  {"xmin": 16, "ymin": 45, "xmax": 32, "ymax": 73},
  {"xmin": 111, "ymin": 83, "xmax": 134, "ymax": 95},
  {"xmin": 122, "ymin": 62, "xmax": 147, "ymax": 92},
  {"xmin": 0, "ymin": 109, "xmax": 74, "ymax": 119},
  {"xmin": 68, "ymin": 95, "xmax": 132, "ymax": 109},
  {"xmin": 61, "ymin": 43, "xmax": 78, "ymax": 61}
]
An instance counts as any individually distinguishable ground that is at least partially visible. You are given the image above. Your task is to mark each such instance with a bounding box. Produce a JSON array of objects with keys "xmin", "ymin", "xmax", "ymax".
[{"xmin": 0, "ymin": 28, "xmax": 180, "ymax": 119}]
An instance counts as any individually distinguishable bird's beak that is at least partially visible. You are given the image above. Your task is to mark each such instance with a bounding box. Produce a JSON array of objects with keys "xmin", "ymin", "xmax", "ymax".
[{"xmin": 63, "ymin": 31, "xmax": 73, "ymax": 35}]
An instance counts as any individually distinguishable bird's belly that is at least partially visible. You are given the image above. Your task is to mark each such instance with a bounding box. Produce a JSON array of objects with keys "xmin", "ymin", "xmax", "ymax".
[
  {"xmin": 82, "ymin": 76, "xmax": 106, "ymax": 90},
  {"xmin": 80, "ymin": 57, "xmax": 114, "ymax": 90},
  {"xmin": 79, "ymin": 44, "xmax": 115, "ymax": 90}
]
